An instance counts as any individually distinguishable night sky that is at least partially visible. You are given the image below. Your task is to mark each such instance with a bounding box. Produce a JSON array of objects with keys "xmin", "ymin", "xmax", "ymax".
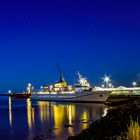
[{"xmin": 0, "ymin": 0, "xmax": 140, "ymax": 92}]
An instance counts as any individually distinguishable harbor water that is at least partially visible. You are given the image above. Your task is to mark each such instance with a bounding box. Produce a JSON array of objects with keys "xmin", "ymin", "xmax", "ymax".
[{"xmin": 0, "ymin": 97, "xmax": 108, "ymax": 140}]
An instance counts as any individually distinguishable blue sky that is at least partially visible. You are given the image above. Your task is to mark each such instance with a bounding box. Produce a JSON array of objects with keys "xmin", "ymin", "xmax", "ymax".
[{"xmin": 0, "ymin": 0, "xmax": 140, "ymax": 92}]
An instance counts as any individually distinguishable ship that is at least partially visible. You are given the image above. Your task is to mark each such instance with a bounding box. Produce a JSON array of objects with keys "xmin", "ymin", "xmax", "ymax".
[
  {"xmin": 10, "ymin": 84, "xmax": 32, "ymax": 99},
  {"xmin": 10, "ymin": 93, "xmax": 31, "ymax": 98},
  {"xmin": 30, "ymin": 64, "xmax": 111, "ymax": 103}
]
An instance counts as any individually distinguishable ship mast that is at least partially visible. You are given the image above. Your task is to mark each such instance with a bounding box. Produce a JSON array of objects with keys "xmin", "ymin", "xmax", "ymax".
[
  {"xmin": 76, "ymin": 71, "xmax": 90, "ymax": 88},
  {"xmin": 56, "ymin": 63, "xmax": 65, "ymax": 82}
]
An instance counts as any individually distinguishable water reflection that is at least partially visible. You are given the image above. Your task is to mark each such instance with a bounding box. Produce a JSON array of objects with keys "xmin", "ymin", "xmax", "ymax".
[
  {"xmin": 103, "ymin": 108, "xmax": 108, "ymax": 117},
  {"xmin": 81, "ymin": 110, "xmax": 88, "ymax": 129},
  {"xmin": 67, "ymin": 105, "xmax": 75, "ymax": 136},
  {"xmin": 37, "ymin": 101, "xmax": 50, "ymax": 123},
  {"xmin": 26, "ymin": 99, "xmax": 35, "ymax": 140},
  {"xmin": 31, "ymin": 107, "xmax": 35, "ymax": 127},
  {"xmin": 67, "ymin": 105, "xmax": 75, "ymax": 125},
  {"xmin": 8, "ymin": 97, "xmax": 12, "ymax": 127},
  {"xmin": 26, "ymin": 99, "xmax": 32, "ymax": 129},
  {"xmin": 34, "ymin": 102, "xmax": 107, "ymax": 139},
  {"xmin": 2, "ymin": 98, "xmax": 108, "ymax": 140}
]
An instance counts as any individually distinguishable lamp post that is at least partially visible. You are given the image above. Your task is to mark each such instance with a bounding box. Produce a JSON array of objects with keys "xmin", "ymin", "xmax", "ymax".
[
  {"xmin": 132, "ymin": 82, "xmax": 137, "ymax": 87},
  {"xmin": 101, "ymin": 84, "xmax": 105, "ymax": 88},
  {"xmin": 109, "ymin": 83, "xmax": 112, "ymax": 88},
  {"xmin": 27, "ymin": 83, "xmax": 32, "ymax": 94},
  {"xmin": 8, "ymin": 90, "xmax": 12, "ymax": 94},
  {"xmin": 102, "ymin": 75, "xmax": 111, "ymax": 88},
  {"xmin": 40, "ymin": 86, "xmax": 43, "ymax": 89}
]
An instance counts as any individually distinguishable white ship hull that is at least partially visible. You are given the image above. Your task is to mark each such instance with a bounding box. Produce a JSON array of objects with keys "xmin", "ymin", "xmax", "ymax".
[{"xmin": 30, "ymin": 91, "xmax": 111, "ymax": 103}]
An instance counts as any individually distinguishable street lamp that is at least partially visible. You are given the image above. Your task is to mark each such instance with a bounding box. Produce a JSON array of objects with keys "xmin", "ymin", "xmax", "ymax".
[
  {"xmin": 102, "ymin": 75, "xmax": 111, "ymax": 88},
  {"xmin": 27, "ymin": 83, "xmax": 32, "ymax": 94},
  {"xmin": 109, "ymin": 83, "xmax": 112, "ymax": 88},
  {"xmin": 132, "ymin": 82, "xmax": 137, "ymax": 87},
  {"xmin": 101, "ymin": 84, "xmax": 105, "ymax": 88},
  {"xmin": 28, "ymin": 83, "xmax": 31, "ymax": 87},
  {"xmin": 8, "ymin": 90, "xmax": 12, "ymax": 94}
]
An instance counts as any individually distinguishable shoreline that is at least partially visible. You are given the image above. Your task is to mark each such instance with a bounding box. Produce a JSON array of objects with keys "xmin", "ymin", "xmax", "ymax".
[{"xmin": 67, "ymin": 99, "xmax": 140, "ymax": 140}]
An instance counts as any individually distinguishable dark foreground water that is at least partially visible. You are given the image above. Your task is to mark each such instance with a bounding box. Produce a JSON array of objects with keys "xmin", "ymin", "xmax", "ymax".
[{"xmin": 0, "ymin": 97, "xmax": 108, "ymax": 140}]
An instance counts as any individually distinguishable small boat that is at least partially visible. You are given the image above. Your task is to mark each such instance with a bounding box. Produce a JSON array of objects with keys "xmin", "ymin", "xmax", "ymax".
[{"xmin": 11, "ymin": 93, "xmax": 31, "ymax": 98}]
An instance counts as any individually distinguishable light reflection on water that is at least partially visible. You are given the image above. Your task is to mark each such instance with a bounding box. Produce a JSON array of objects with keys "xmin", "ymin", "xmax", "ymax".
[
  {"xmin": 27, "ymin": 99, "xmax": 32, "ymax": 129},
  {"xmin": 0, "ymin": 97, "xmax": 108, "ymax": 140},
  {"xmin": 8, "ymin": 97, "xmax": 12, "ymax": 127}
]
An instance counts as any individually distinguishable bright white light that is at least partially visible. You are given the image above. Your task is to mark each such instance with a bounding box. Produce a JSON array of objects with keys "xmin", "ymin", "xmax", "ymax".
[
  {"xmin": 109, "ymin": 83, "xmax": 112, "ymax": 88},
  {"xmin": 102, "ymin": 84, "xmax": 105, "ymax": 88},
  {"xmin": 103, "ymin": 108, "xmax": 108, "ymax": 117},
  {"xmin": 40, "ymin": 86, "xmax": 43, "ymax": 89},
  {"xmin": 8, "ymin": 90, "xmax": 12, "ymax": 94},
  {"xmin": 102, "ymin": 75, "xmax": 111, "ymax": 88},
  {"xmin": 28, "ymin": 83, "xmax": 31, "ymax": 87},
  {"xmin": 132, "ymin": 82, "xmax": 137, "ymax": 87},
  {"xmin": 103, "ymin": 76, "xmax": 110, "ymax": 83}
]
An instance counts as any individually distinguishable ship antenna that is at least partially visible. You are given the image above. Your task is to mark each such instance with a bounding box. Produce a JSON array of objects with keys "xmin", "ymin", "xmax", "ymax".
[
  {"xmin": 56, "ymin": 62, "xmax": 65, "ymax": 82},
  {"xmin": 77, "ymin": 71, "xmax": 82, "ymax": 79}
]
